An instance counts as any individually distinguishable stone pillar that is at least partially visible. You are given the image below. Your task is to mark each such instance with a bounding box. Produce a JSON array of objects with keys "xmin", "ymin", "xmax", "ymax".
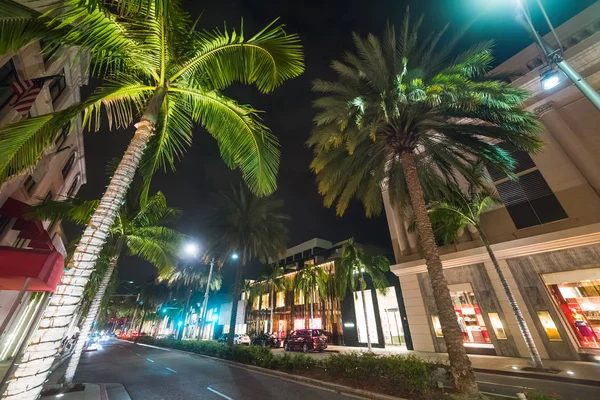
[
  {"xmin": 382, "ymin": 189, "xmax": 410, "ymax": 260},
  {"xmin": 483, "ymin": 259, "xmax": 549, "ymax": 360},
  {"xmin": 535, "ymin": 102, "xmax": 600, "ymax": 194},
  {"xmin": 396, "ymin": 273, "xmax": 436, "ymax": 352}
]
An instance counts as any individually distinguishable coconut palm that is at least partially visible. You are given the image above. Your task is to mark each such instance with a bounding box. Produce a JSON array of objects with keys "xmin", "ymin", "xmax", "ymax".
[
  {"xmin": 204, "ymin": 184, "xmax": 288, "ymax": 347},
  {"xmin": 135, "ymin": 281, "xmax": 171, "ymax": 337},
  {"xmin": 428, "ymin": 168, "xmax": 544, "ymax": 368},
  {"xmin": 337, "ymin": 239, "xmax": 389, "ymax": 352},
  {"xmin": 1, "ymin": 1, "xmax": 302, "ymax": 396},
  {"xmin": 25, "ymin": 190, "xmax": 185, "ymax": 385},
  {"xmin": 252, "ymin": 265, "xmax": 289, "ymax": 333},
  {"xmin": 307, "ymin": 12, "xmax": 542, "ymax": 392},
  {"xmin": 294, "ymin": 262, "xmax": 328, "ymax": 330}
]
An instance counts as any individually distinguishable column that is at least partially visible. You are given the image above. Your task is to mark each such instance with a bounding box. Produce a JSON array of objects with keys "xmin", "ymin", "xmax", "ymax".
[
  {"xmin": 382, "ymin": 189, "xmax": 410, "ymax": 258},
  {"xmin": 397, "ymin": 274, "xmax": 436, "ymax": 352},
  {"xmin": 535, "ymin": 102, "xmax": 600, "ymax": 194},
  {"xmin": 483, "ymin": 260, "xmax": 549, "ymax": 360}
]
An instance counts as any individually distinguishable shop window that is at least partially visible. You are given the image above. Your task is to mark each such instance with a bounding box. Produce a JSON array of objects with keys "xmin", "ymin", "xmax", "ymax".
[
  {"xmin": 261, "ymin": 293, "xmax": 269, "ymax": 310},
  {"xmin": 376, "ymin": 287, "xmax": 405, "ymax": 345},
  {"xmin": 0, "ymin": 59, "xmax": 17, "ymax": 110},
  {"xmin": 431, "ymin": 315, "xmax": 443, "ymax": 337},
  {"xmin": 252, "ymin": 296, "xmax": 259, "ymax": 310},
  {"xmin": 49, "ymin": 70, "xmax": 66, "ymax": 104},
  {"xmin": 294, "ymin": 290, "xmax": 305, "ymax": 305},
  {"xmin": 545, "ymin": 275, "xmax": 600, "ymax": 348},
  {"xmin": 276, "ymin": 291, "xmax": 285, "ymax": 308},
  {"xmin": 489, "ymin": 143, "xmax": 567, "ymax": 229},
  {"xmin": 488, "ymin": 313, "xmax": 507, "ymax": 339},
  {"xmin": 353, "ymin": 289, "xmax": 379, "ymax": 344},
  {"xmin": 537, "ymin": 311, "xmax": 562, "ymax": 342},
  {"xmin": 450, "ymin": 290, "xmax": 492, "ymax": 345},
  {"xmin": 62, "ymin": 153, "xmax": 76, "ymax": 178}
]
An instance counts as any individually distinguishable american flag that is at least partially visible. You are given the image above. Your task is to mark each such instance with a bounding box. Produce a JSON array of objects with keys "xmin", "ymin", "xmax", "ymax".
[{"xmin": 9, "ymin": 77, "xmax": 51, "ymax": 116}]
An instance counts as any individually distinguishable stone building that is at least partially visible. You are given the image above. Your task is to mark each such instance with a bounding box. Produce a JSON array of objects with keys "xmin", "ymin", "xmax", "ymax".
[{"xmin": 383, "ymin": 3, "xmax": 600, "ymax": 361}]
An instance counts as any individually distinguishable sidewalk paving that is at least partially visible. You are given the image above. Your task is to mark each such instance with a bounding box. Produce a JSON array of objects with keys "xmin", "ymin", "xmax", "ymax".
[{"xmin": 324, "ymin": 345, "xmax": 600, "ymax": 383}]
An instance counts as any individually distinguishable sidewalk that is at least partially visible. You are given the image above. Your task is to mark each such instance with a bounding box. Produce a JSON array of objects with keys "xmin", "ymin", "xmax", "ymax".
[{"xmin": 325, "ymin": 345, "xmax": 600, "ymax": 383}]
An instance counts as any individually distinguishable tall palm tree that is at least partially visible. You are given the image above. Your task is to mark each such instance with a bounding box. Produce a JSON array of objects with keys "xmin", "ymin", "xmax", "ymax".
[
  {"xmin": 135, "ymin": 281, "xmax": 172, "ymax": 337},
  {"xmin": 337, "ymin": 239, "xmax": 389, "ymax": 352},
  {"xmin": 307, "ymin": 13, "xmax": 541, "ymax": 393},
  {"xmin": 253, "ymin": 265, "xmax": 288, "ymax": 333},
  {"xmin": 26, "ymin": 190, "xmax": 185, "ymax": 385},
  {"xmin": 294, "ymin": 262, "xmax": 328, "ymax": 330},
  {"xmin": 204, "ymin": 184, "xmax": 288, "ymax": 347},
  {"xmin": 428, "ymin": 172, "xmax": 544, "ymax": 369},
  {"xmin": 1, "ymin": 1, "xmax": 302, "ymax": 396}
]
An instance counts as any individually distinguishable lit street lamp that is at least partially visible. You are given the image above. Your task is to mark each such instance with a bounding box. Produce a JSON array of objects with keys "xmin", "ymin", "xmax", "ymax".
[{"xmin": 513, "ymin": 0, "xmax": 600, "ymax": 110}]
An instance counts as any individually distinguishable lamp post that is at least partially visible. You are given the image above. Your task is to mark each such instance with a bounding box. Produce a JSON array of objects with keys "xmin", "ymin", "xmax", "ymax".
[{"xmin": 514, "ymin": 0, "xmax": 600, "ymax": 110}]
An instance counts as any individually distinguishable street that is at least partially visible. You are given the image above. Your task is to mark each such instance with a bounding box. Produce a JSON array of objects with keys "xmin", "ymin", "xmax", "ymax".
[
  {"xmin": 71, "ymin": 339, "xmax": 354, "ymax": 400},
  {"xmin": 69, "ymin": 339, "xmax": 600, "ymax": 400}
]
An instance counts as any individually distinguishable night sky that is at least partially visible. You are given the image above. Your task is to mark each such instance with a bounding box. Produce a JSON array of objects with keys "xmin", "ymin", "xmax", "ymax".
[{"xmin": 72, "ymin": 0, "xmax": 595, "ymax": 287}]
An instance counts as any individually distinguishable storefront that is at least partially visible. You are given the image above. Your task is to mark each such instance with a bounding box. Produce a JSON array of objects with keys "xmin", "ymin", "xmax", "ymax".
[
  {"xmin": 376, "ymin": 287, "xmax": 405, "ymax": 346},
  {"xmin": 544, "ymin": 269, "xmax": 600, "ymax": 350}
]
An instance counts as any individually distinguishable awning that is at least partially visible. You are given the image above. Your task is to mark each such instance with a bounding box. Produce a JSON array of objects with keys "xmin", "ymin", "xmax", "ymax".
[
  {"xmin": 0, "ymin": 246, "xmax": 65, "ymax": 291},
  {"xmin": 1, "ymin": 198, "xmax": 53, "ymax": 250}
]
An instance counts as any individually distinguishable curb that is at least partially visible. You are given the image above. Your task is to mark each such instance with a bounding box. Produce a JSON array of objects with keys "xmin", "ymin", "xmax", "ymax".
[
  {"xmin": 126, "ymin": 341, "xmax": 405, "ymax": 400},
  {"xmin": 473, "ymin": 368, "xmax": 600, "ymax": 387}
]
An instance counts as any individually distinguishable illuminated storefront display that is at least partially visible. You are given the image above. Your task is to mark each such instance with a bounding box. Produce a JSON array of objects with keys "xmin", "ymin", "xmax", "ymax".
[
  {"xmin": 450, "ymin": 289, "xmax": 491, "ymax": 345},
  {"xmin": 537, "ymin": 311, "xmax": 562, "ymax": 341},
  {"xmin": 376, "ymin": 287, "xmax": 405, "ymax": 345},
  {"xmin": 544, "ymin": 270, "xmax": 600, "ymax": 349},
  {"xmin": 488, "ymin": 313, "xmax": 507, "ymax": 340},
  {"xmin": 276, "ymin": 291, "xmax": 285, "ymax": 307},
  {"xmin": 294, "ymin": 318, "xmax": 322, "ymax": 330},
  {"xmin": 353, "ymin": 289, "xmax": 379, "ymax": 344}
]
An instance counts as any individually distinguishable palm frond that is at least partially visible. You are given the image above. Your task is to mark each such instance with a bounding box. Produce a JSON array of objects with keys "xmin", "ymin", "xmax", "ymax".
[
  {"xmin": 25, "ymin": 198, "xmax": 99, "ymax": 224},
  {"xmin": 0, "ymin": 0, "xmax": 53, "ymax": 55}
]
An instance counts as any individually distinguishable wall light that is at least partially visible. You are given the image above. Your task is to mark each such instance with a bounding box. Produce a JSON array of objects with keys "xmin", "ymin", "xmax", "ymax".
[
  {"xmin": 541, "ymin": 71, "xmax": 560, "ymax": 91},
  {"xmin": 343, "ymin": 322, "xmax": 355, "ymax": 328}
]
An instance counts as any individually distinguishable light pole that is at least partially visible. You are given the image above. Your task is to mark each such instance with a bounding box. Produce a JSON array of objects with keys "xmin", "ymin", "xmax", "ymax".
[{"xmin": 514, "ymin": 0, "xmax": 600, "ymax": 110}]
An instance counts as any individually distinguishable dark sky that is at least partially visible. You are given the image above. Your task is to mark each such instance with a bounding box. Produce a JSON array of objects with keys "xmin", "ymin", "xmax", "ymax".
[{"xmin": 73, "ymin": 0, "xmax": 596, "ymax": 286}]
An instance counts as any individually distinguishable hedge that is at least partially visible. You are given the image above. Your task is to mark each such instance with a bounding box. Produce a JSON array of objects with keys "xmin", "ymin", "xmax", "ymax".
[{"xmin": 135, "ymin": 337, "xmax": 446, "ymax": 398}]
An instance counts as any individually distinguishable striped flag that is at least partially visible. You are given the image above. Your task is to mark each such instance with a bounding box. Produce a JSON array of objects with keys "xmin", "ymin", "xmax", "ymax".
[{"xmin": 9, "ymin": 77, "xmax": 52, "ymax": 116}]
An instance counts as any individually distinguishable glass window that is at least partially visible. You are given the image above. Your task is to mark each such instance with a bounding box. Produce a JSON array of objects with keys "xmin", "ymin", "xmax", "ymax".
[
  {"xmin": 261, "ymin": 293, "xmax": 269, "ymax": 309},
  {"xmin": 55, "ymin": 120, "xmax": 71, "ymax": 150},
  {"xmin": 294, "ymin": 290, "xmax": 304, "ymax": 305},
  {"xmin": 546, "ymin": 279, "xmax": 600, "ymax": 348},
  {"xmin": 49, "ymin": 70, "xmax": 66, "ymax": 104},
  {"xmin": 62, "ymin": 153, "xmax": 75, "ymax": 178},
  {"xmin": 252, "ymin": 296, "xmax": 259, "ymax": 310},
  {"xmin": 276, "ymin": 291, "xmax": 285, "ymax": 308},
  {"xmin": 40, "ymin": 39, "xmax": 58, "ymax": 64},
  {"xmin": 537, "ymin": 311, "xmax": 562, "ymax": 342},
  {"xmin": 353, "ymin": 289, "xmax": 379, "ymax": 344},
  {"xmin": 450, "ymin": 290, "xmax": 491, "ymax": 344},
  {"xmin": 488, "ymin": 313, "xmax": 507, "ymax": 339},
  {"xmin": 67, "ymin": 175, "xmax": 79, "ymax": 198},
  {"xmin": 0, "ymin": 59, "xmax": 17, "ymax": 110}
]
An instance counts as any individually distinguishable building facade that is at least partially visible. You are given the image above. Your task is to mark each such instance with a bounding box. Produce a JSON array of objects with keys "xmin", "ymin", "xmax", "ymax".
[
  {"xmin": 383, "ymin": 3, "xmax": 600, "ymax": 361},
  {"xmin": 245, "ymin": 238, "xmax": 413, "ymax": 349},
  {"xmin": 0, "ymin": 1, "xmax": 88, "ymax": 362}
]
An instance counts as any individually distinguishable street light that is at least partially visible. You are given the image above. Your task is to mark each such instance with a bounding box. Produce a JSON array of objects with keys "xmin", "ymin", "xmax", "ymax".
[
  {"xmin": 231, "ymin": 253, "xmax": 239, "ymax": 260},
  {"xmin": 512, "ymin": 0, "xmax": 600, "ymax": 109},
  {"xmin": 184, "ymin": 243, "xmax": 199, "ymax": 258}
]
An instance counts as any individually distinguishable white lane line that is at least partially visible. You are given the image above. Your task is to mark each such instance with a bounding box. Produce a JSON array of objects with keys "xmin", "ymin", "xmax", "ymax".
[
  {"xmin": 207, "ymin": 387, "xmax": 234, "ymax": 400},
  {"xmin": 146, "ymin": 358, "xmax": 155, "ymax": 363},
  {"xmin": 165, "ymin": 367, "xmax": 177, "ymax": 373},
  {"xmin": 135, "ymin": 353, "xmax": 141, "ymax": 356},
  {"xmin": 136, "ymin": 342, "xmax": 172, "ymax": 351}
]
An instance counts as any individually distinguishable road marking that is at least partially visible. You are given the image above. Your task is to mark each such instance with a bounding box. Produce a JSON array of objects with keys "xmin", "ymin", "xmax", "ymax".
[
  {"xmin": 135, "ymin": 353, "xmax": 141, "ymax": 356},
  {"xmin": 136, "ymin": 342, "xmax": 172, "ymax": 351},
  {"xmin": 165, "ymin": 367, "xmax": 177, "ymax": 373},
  {"xmin": 207, "ymin": 387, "xmax": 234, "ymax": 400},
  {"xmin": 477, "ymin": 381, "xmax": 533, "ymax": 390},
  {"xmin": 146, "ymin": 358, "xmax": 155, "ymax": 363}
]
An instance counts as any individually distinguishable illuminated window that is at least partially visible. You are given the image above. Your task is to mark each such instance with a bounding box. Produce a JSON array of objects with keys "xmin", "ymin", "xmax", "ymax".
[
  {"xmin": 537, "ymin": 311, "xmax": 562, "ymax": 341},
  {"xmin": 261, "ymin": 293, "xmax": 269, "ymax": 309},
  {"xmin": 431, "ymin": 315, "xmax": 443, "ymax": 337},
  {"xmin": 252, "ymin": 296, "xmax": 259, "ymax": 310},
  {"xmin": 450, "ymin": 289, "xmax": 491, "ymax": 344},
  {"xmin": 294, "ymin": 290, "xmax": 305, "ymax": 305},
  {"xmin": 276, "ymin": 291, "xmax": 285, "ymax": 308},
  {"xmin": 488, "ymin": 313, "xmax": 507, "ymax": 339},
  {"xmin": 353, "ymin": 289, "xmax": 379, "ymax": 344}
]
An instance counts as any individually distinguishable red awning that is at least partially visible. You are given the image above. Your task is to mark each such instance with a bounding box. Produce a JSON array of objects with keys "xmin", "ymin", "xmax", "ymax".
[
  {"xmin": 0, "ymin": 246, "xmax": 65, "ymax": 291},
  {"xmin": 1, "ymin": 198, "xmax": 53, "ymax": 250}
]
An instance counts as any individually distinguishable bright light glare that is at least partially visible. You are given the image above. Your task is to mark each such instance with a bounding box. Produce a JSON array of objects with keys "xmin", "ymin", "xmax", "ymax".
[
  {"xmin": 184, "ymin": 243, "xmax": 199, "ymax": 257},
  {"xmin": 178, "ymin": 321, "xmax": 183, "ymax": 326},
  {"xmin": 541, "ymin": 73, "xmax": 560, "ymax": 91},
  {"xmin": 566, "ymin": 370, "xmax": 574, "ymax": 375},
  {"xmin": 231, "ymin": 253, "xmax": 239, "ymax": 260},
  {"xmin": 55, "ymin": 395, "xmax": 64, "ymax": 398}
]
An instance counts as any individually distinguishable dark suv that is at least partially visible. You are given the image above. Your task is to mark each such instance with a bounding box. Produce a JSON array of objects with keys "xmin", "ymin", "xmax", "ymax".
[{"xmin": 283, "ymin": 329, "xmax": 328, "ymax": 352}]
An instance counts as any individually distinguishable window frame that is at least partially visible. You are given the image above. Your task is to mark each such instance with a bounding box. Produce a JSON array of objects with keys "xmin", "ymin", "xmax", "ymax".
[
  {"xmin": 61, "ymin": 152, "xmax": 76, "ymax": 179},
  {"xmin": 0, "ymin": 59, "xmax": 18, "ymax": 110},
  {"xmin": 49, "ymin": 70, "xmax": 67, "ymax": 104}
]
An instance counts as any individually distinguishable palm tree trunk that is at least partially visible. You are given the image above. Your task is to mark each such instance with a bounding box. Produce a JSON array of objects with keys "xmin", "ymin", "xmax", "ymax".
[
  {"xmin": 359, "ymin": 276, "xmax": 372, "ymax": 352},
  {"xmin": 227, "ymin": 265, "xmax": 244, "ymax": 347},
  {"xmin": 2, "ymin": 88, "xmax": 166, "ymax": 400},
  {"xmin": 399, "ymin": 151, "xmax": 478, "ymax": 395},
  {"xmin": 63, "ymin": 254, "xmax": 118, "ymax": 385},
  {"xmin": 478, "ymin": 229, "xmax": 544, "ymax": 369},
  {"xmin": 137, "ymin": 310, "xmax": 147, "ymax": 336},
  {"xmin": 269, "ymin": 286, "xmax": 274, "ymax": 334}
]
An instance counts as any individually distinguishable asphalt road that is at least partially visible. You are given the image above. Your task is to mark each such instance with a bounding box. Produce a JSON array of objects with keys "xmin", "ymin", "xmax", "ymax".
[{"xmin": 73, "ymin": 339, "xmax": 355, "ymax": 400}]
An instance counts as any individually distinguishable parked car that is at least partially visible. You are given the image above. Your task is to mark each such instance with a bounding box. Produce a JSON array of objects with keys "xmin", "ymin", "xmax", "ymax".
[
  {"xmin": 283, "ymin": 329, "xmax": 328, "ymax": 352},
  {"xmin": 217, "ymin": 333, "xmax": 251, "ymax": 345},
  {"xmin": 251, "ymin": 333, "xmax": 281, "ymax": 348}
]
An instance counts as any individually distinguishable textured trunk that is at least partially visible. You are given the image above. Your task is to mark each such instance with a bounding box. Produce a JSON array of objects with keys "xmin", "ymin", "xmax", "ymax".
[
  {"xmin": 198, "ymin": 259, "xmax": 215, "ymax": 340},
  {"xmin": 137, "ymin": 310, "xmax": 147, "ymax": 336},
  {"xmin": 2, "ymin": 88, "xmax": 166, "ymax": 400},
  {"xmin": 269, "ymin": 286, "xmax": 274, "ymax": 333},
  {"xmin": 399, "ymin": 152, "xmax": 478, "ymax": 395},
  {"xmin": 63, "ymin": 255, "xmax": 118, "ymax": 385},
  {"xmin": 479, "ymin": 229, "xmax": 544, "ymax": 369},
  {"xmin": 359, "ymin": 276, "xmax": 372, "ymax": 352},
  {"xmin": 227, "ymin": 265, "xmax": 244, "ymax": 347},
  {"xmin": 153, "ymin": 315, "xmax": 163, "ymax": 339}
]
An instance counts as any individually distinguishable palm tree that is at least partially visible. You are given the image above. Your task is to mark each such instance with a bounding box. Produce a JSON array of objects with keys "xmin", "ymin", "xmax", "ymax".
[
  {"xmin": 253, "ymin": 265, "xmax": 288, "ymax": 333},
  {"xmin": 337, "ymin": 239, "xmax": 389, "ymax": 352},
  {"xmin": 26, "ymin": 190, "xmax": 185, "ymax": 385},
  {"xmin": 294, "ymin": 262, "xmax": 328, "ymax": 330},
  {"xmin": 307, "ymin": 13, "xmax": 542, "ymax": 393},
  {"xmin": 204, "ymin": 184, "xmax": 288, "ymax": 347},
  {"xmin": 136, "ymin": 281, "xmax": 171, "ymax": 337},
  {"xmin": 428, "ymin": 171, "xmax": 544, "ymax": 369},
  {"xmin": 1, "ymin": 1, "xmax": 302, "ymax": 396}
]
